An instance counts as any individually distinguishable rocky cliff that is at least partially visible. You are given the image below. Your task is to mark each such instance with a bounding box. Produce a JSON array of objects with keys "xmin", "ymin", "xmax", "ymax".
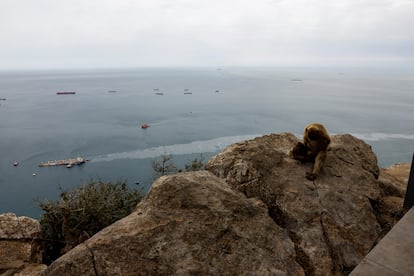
[{"xmin": 42, "ymin": 133, "xmax": 407, "ymax": 275}]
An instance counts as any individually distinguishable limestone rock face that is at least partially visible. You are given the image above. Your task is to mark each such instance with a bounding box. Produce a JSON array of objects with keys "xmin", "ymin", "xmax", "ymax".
[
  {"xmin": 0, "ymin": 213, "xmax": 46, "ymax": 275},
  {"xmin": 42, "ymin": 133, "xmax": 405, "ymax": 275},
  {"xmin": 43, "ymin": 171, "xmax": 304, "ymax": 275},
  {"xmin": 206, "ymin": 133, "xmax": 404, "ymax": 275}
]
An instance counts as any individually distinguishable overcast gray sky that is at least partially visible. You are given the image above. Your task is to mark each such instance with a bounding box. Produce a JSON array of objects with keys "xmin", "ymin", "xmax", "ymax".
[{"xmin": 1, "ymin": 0, "xmax": 413, "ymax": 69}]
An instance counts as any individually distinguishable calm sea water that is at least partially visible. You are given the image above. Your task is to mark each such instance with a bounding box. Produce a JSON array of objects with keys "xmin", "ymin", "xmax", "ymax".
[{"xmin": 1, "ymin": 67, "xmax": 413, "ymax": 218}]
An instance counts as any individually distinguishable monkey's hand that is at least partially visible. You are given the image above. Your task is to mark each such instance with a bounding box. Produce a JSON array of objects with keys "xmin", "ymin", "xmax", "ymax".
[
  {"xmin": 291, "ymin": 142, "xmax": 310, "ymax": 162},
  {"xmin": 306, "ymin": 172, "xmax": 317, "ymax": 181}
]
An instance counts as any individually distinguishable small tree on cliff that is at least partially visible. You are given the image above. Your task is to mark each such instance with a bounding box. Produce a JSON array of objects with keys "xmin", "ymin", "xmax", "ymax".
[
  {"xmin": 152, "ymin": 153, "xmax": 179, "ymax": 178},
  {"xmin": 152, "ymin": 153, "xmax": 206, "ymax": 178},
  {"xmin": 185, "ymin": 154, "xmax": 205, "ymax": 172},
  {"xmin": 39, "ymin": 179, "xmax": 143, "ymax": 264}
]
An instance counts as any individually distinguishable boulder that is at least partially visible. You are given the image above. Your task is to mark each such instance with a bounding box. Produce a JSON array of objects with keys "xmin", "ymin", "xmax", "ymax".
[
  {"xmin": 381, "ymin": 162, "xmax": 411, "ymax": 185},
  {"xmin": 379, "ymin": 162, "xmax": 410, "ymax": 198},
  {"xmin": 0, "ymin": 213, "xmax": 46, "ymax": 275},
  {"xmin": 43, "ymin": 171, "xmax": 304, "ymax": 275},
  {"xmin": 206, "ymin": 133, "xmax": 405, "ymax": 275},
  {"xmin": 374, "ymin": 162, "xmax": 410, "ymax": 238}
]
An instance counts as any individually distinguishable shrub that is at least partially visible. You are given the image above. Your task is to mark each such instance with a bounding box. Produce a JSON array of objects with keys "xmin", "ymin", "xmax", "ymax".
[
  {"xmin": 152, "ymin": 153, "xmax": 179, "ymax": 178},
  {"xmin": 185, "ymin": 154, "xmax": 205, "ymax": 172},
  {"xmin": 39, "ymin": 179, "xmax": 143, "ymax": 264},
  {"xmin": 152, "ymin": 153, "xmax": 206, "ymax": 178}
]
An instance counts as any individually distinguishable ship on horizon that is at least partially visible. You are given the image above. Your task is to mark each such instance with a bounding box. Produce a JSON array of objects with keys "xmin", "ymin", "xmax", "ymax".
[{"xmin": 57, "ymin": 91, "xmax": 76, "ymax": 95}]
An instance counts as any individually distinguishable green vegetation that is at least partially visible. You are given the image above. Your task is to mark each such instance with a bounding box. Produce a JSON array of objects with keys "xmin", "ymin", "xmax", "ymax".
[
  {"xmin": 39, "ymin": 179, "xmax": 143, "ymax": 264},
  {"xmin": 184, "ymin": 154, "xmax": 205, "ymax": 172},
  {"xmin": 151, "ymin": 153, "xmax": 179, "ymax": 177},
  {"xmin": 152, "ymin": 153, "xmax": 205, "ymax": 177},
  {"xmin": 39, "ymin": 153, "xmax": 206, "ymax": 264}
]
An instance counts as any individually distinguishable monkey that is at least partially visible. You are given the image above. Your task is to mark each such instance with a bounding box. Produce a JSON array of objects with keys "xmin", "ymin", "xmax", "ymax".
[{"xmin": 291, "ymin": 123, "xmax": 331, "ymax": 180}]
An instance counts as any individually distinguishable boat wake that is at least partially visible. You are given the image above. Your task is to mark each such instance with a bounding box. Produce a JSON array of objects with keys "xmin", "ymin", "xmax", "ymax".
[
  {"xmin": 91, "ymin": 134, "xmax": 260, "ymax": 163},
  {"xmin": 91, "ymin": 132, "xmax": 413, "ymax": 163},
  {"xmin": 351, "ymin": 132, "xmax": 414, "ymax": 142}
]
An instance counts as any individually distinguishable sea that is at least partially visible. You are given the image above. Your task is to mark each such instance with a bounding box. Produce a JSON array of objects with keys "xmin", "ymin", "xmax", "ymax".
[{"xmin": 0, "ymin": 67, "xmax": 413, "ymax": 218}]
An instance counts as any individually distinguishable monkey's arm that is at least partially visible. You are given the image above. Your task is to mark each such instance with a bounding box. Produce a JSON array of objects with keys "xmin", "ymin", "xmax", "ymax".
[{"xmin": 306, "ymin": 150, "xmax": 327, "ymax": 180}]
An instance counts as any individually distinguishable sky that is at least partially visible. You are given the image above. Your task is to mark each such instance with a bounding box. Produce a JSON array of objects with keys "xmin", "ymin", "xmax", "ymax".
[{"xmin": 0, "ymin": 0, "xmax": 413, "ymax": 69}]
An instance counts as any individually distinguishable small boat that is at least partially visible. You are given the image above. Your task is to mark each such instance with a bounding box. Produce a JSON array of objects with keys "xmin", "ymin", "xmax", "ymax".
[
  {"xmin": 184, "ymin": 89, "xmax": 189, "ymax": 91},
  {"xmin": 32, "ymin": 173, "xmax": 36, "ymax": 176},
  {"xmin": 0, "ymin": 98, "xmax": 6, "ymax": 101},
  {"xmin": 13, "ymin": 161, "xmax": 19, "ymax": 167},
  {"xmin": 141, "ymin": 124, "xmax": 150, "ymax": 129},
  {"xmin": 57, "ymin": 91, "xmax": 76, "ymax": 95},
  {"xmin": 108, "ymin": 90, "xmax": 117, "ymax": 93},
  {"xmin": 155, "ymin": 92, "xmax": 164, "ymax": 96},
  {"xmin": 184, "ymin": 92, "xmax": 192, "ymax": 95}
]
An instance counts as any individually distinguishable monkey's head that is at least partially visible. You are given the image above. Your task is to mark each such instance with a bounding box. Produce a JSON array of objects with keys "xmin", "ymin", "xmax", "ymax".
[{"xmin": 306, "ymin": 126, "xmax": 322, "ymax": 141}]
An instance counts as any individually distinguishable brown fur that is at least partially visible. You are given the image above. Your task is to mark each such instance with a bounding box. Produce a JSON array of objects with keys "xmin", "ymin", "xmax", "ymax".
[{"xmin": 291, "ymin": 123, "xmax": 331, "ymax": 180}]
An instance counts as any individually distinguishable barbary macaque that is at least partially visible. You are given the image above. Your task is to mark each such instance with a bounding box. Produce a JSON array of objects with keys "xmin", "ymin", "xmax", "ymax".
[{"xmin": 291, "ymin": 123, "xmax": 331, "ymax": 180}]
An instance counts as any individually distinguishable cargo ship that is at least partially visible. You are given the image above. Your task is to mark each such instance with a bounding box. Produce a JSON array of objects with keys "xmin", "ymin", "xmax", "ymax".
[
  {"xmin": 57, "ymin": 91, "xmax": 76, "ymax": 95},
  {"xmin": 39, "ymin": 157, "xmax": 88, "ymax": 168}
]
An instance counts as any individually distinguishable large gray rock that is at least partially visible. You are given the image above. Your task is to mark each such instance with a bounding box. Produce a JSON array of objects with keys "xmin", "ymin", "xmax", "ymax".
[
  {"xmin": 0, "ymin": 213, "xmax": 46, "ymax": 275},
  {"xmin": 43, "ymin": 171, "xmax": 304, "ymax": 275},
  {"xmin": 206, "ymin": 133, "xmax": 405, "ymax": 275}
]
